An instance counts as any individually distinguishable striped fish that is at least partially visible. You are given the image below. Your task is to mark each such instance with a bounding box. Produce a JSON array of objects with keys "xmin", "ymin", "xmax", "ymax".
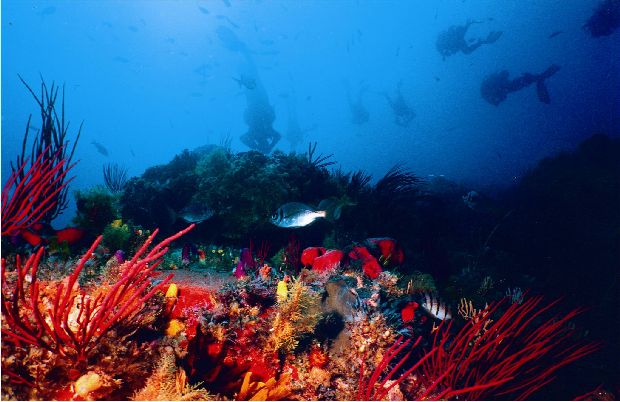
[{"xmin": 421, "ymin": 293, "xmax": 452, "ymax": 320}]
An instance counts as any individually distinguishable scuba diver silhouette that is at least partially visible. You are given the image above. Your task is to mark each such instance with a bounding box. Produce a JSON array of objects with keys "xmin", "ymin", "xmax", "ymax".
[
  {"xmin": 436, "ymin": 19, "xmax": 503, "ymax": 59},
  {"xmin": 384, "ymin": 81, "xmax": 415, "ymax": 127},
  {"xmin": 480, "ymin": 65, "xmax": 561, "ymax": 106}
]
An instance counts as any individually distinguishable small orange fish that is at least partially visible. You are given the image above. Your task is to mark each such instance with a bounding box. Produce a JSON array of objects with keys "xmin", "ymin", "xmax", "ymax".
[{"xmin": 55, "ymin": 227, "xmax": 84, "ymax": 245}]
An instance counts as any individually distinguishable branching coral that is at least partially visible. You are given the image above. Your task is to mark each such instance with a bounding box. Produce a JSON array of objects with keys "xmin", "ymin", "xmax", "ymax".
[
  {"xmin": 103, "ymin": 163, "xmax": 129, "ymax": 194},
  {"xmin": 2, "ymin": 146, "xmax": 74, "ymax": 236},
  {"xmin": 357, "ymin": 335, "xmax": 439, "ymax": 401},
  {"xmin": 420, "ymin": 296, "xmax": 600, "ymax": 400},
  {"xmin": 11, "ymin": 76, "xmax": 81, "ymax": 223},
  {"xmin": 1, "ymin": 224, "xmax": 194, "ymax": 365}
]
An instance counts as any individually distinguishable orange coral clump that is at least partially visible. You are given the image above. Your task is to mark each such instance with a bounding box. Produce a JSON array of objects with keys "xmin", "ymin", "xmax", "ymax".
[
  {"xmin": 237, "ymin": 371, "xmax": 292, "ymax": 401},
  {"xmin": 308, "ymin": 345, "xmax": 328, "ymax": 369}
]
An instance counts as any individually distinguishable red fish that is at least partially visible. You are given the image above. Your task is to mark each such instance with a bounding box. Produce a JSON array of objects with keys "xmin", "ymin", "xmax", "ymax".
[
  {"xmin": 401, "ymin": 301, "xmax": 419, "ymax": 323},
  {"xmin": 55, "ymin": 227, "xmax": 84, "ymax": 245},
  {"xmin": 348, "ymin": 246, "xmax": 383, "ymax": 279},
  {"xmin": 312, "ymin": 249, "xmax": 343, "ymax": 272},
  {"xmin": 301, "ymin": 247, "xmax": 326, "ymax": 266},
  {"xmin": 366, "ymin": 237, "xmax": 404, "ymax": 266},
  {"xmin": 20, "ymin": 230, "xmax": 44, "ymax": 246}
]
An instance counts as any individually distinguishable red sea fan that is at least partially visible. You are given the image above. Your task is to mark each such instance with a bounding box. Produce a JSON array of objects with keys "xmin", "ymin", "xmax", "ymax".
[
  {"xmin": 1, "ymin": 145, "xmax": 75, "ymax": 236},
  {"xmin": 1, "ymin": 224, "xmax": 194, "ymax": 364},
  {"xmin": 420, "ymin": 296, "xmax": 600, "ymax": 400},
  {"xmin": 357, "ymin": 297, "xmax": 598, "ymax": 401}
]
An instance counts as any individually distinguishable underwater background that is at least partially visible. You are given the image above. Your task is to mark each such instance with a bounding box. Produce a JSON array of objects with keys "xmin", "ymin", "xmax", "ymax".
[{"xmin": 1, "ymin": 0, "xmax": 619, "ymax": 400}]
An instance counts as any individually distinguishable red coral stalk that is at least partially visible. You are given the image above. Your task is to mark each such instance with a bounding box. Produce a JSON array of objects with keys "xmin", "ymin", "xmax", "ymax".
[
  {"xmin": 1, "ymin": 145, "xmax": 75, "ymax": 236},
  {"xmin": 357, "ymin": 335, "xmax": 439, "ymax": 401},
  {"xmin": 1, "ymin": 224, "xmax": 194, "ymax": 363},
  {"xmin": 421, "ymin": 296, "xmax": 600, "ymax": 400}
]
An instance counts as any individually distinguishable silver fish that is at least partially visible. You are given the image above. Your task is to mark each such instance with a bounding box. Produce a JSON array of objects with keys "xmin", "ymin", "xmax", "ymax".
[
  {"xmin": 179, "ymin": 202, "xmax": 214, "ymax": 223},
  {"xmin": 271, "ymin": 202, "xmax": 326, "ymax": 228},
  {"xmin": 422, "ymin": 293, "xmax": 452, "ymax": 320}
]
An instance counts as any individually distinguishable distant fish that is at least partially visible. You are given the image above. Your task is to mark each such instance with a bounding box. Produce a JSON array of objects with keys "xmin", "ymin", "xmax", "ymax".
[
  {"xmin": 216, "ymin": 15, "xmax": 239, "ymax": 29},
  {"xmin": 113, "ymin": 56, "xmax": 129, "ymax": 63},
  {"xmin": 91, "ymin": 141, "xmax": 109, "ymax": 156},
  {"xmin": 421, "ymin": 293, "xmax": 452, "ymax": 320},
  {"xmin": 194, "ymin": 63, "xmax": 212, "ymax": 80},
  {"xmin": 232, "ymin": 75, "xmax": 257, "ymax": 90},
  {"xmin": 128, "ymin": 25, "xmax": 138, "ymax": 32},
  {"xmin": 548, "ymin": 30, "xmax": 564, "ymax": 38},
  {"xmin": 271, "ymin": 198, "xmax": 346, "ymax": 228},
  {"xmin": 179, "ymin": 202, "xmax": 214, "ymax": 223},
  {"xmin": 260, "ymin": 39, "xmax": 275, "ymax": 46},
  {"xmin": 198, "ymin": 5, "xmax": 210, "ymax": 14},
  {"xmin": 130, "ymin": 149, "xmax": 136, "ymax": 157},
  {"xmin": 37, "ymin": 6, "xmax": 56, "ymax": 16},
  {"xmin": 222, "ymin": 0, "xmax": 231, "ymax": 7}
]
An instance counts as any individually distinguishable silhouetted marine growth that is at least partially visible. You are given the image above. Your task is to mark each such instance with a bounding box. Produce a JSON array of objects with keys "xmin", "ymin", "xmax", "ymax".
[
  {"xmin": 384, "ymin": 81, "xmax": 415, "ymax": 127},
  {"xmin": 480, "ymin": 64, "xmax": 561, "ymax": 106},
  {"xmin": 11, "ymin": 76, "xmax": 81, "ymax": 223},
  {"xmin": 216, "ymin": 25, "xmax": 281, "ymax": 154},
  {"xmin": 584, "ymin": 0, "xmax": 620, "ymax": 37},
  {"xmin": 436, "ymin": 19, "xmax": 503, "ymax": 59}
]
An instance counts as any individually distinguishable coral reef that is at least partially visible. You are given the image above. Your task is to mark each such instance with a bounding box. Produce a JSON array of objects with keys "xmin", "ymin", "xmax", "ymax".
[
  {"xmin": 1, "ymin": 225, "xmax": 194, "ymax": 400},
  {"xmin": 133, "ymin": 347, "xmax": 211, "ymax": 401},
  {"xmin": 73, "ymin": 186, "xmax": 119, "ymax": 237}
]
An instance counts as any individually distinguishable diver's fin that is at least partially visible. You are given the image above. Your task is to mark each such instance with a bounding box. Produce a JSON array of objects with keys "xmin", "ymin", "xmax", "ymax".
[
  {"xmin": 536, "ymin": 81, "xmax": 551, "ymax": 104},
  {"xmin": 485, "ymin": 31, "xmax": 503, "ymax": 44},
  {"xmin": 540, "ymin": 64, "xmax": 561, "ymax": 80},
  {"xmin": 535, "ymin": 65, "xmax": 560, "ymax": 104}
]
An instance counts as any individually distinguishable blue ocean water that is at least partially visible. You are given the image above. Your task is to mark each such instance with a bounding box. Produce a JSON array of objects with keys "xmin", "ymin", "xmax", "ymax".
[{"xmin": 2, "ymin": 0, "xmax": 618, "ymax": 227}]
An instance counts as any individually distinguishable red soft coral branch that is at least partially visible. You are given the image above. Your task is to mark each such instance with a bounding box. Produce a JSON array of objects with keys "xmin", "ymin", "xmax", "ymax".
[
  {"xmin": 1, "ymin": 224, "xmax": 195, "ymax": 363},
  {"xmin": 1, "ymin": 145, "xmax": 75, "ymax": 236},
  {"xmin": 357, "ymin": 335, "xmax": 439, "ymax": 401},
  {"xmin": 421, "ymin": 296, "xmax": 600, "ymax": 400}
]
